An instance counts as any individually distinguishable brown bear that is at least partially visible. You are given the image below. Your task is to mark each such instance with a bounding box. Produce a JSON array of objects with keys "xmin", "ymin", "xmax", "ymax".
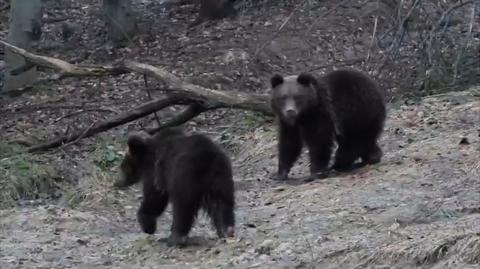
[
  {"xmin": 114, "ymin": 127, "xmax": 235, "ymax": 247},
  {"xmin": 269, "ymin": 69, "xmax": 386, "ymax": 181}
]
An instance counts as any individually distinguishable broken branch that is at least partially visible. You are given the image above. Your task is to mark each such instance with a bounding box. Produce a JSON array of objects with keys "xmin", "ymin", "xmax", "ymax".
[
  {"xmin": 0, "ymin": 40, "xmax": 274, "ymax": 153},
  {"xmin": 1, "ymin": 40, "xmax": 272, "ymax": 115},
  {"xmin": 147, "ymin": 103, "xmax": 209, "ymax": 134},
  {"xmin": 28, "ymin": 96, "xmax": 188, "ymax": 152},
  {"xmin": 0, "ymin": 40, "xmax": 128, "ymax": 78},
  {"xmin": 122, "ymin": 60, "xmax": 272, "ymax": 115}
]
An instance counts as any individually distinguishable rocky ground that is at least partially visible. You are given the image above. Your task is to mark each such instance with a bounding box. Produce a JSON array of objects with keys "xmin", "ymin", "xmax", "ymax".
[{"xmin": 1, "ymin": 0, "xmax": 479, "ymax": 268}]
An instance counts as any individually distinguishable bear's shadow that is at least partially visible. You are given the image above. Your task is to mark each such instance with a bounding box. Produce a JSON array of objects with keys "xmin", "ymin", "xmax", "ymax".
[
  {"xmin": 157, "ymin": 236, "xmax": 220, "ymax": 248},
  {"xmin": 277, "ymin": 162, "xmax": 369, "ymax": 186}
]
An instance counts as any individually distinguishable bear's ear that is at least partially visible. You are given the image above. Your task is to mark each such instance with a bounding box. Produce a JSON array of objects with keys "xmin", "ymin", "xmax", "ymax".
[
  {"xmin": 127, "ymin": 131, "xmax": 151, "ymax": 156},
  {"xmin": 297, "ymin": 73, "xmax": 314, "ymax": 86},
  {"xmin": 270, "ymin": 74, "xmax": 284, "ymax": 88}
]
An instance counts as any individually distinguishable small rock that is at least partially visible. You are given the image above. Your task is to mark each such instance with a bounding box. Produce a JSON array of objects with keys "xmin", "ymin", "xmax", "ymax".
[
  {"xmin": 255, "ymin": 239, "xmax": 274, "ymax": 255},
  {"xmin": 76, "ymin": 238, "xmax": 89, "ymax": 245}
]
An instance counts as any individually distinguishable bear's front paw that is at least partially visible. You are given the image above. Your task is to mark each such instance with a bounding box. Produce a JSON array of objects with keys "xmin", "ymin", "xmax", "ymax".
[
  {"xmin": 167, "ymin": 233, "xmax": 188, "ymax": 247},
  {"xmin": 137, "ymin": 212, "xmax": 157, "ymax": 234}
]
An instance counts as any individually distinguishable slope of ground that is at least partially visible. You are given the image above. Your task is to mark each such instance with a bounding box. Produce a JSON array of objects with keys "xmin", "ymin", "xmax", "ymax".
[{"xmin": 1, "ymin": 89, "xmax": 479, "ymax": 268}]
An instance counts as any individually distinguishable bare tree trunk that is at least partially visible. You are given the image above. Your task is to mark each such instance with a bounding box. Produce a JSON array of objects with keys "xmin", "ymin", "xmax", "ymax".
[
  {"xmin": 3, "ymin": 0, "xmax": 42, "ymax": 93},
  {"xmin": 199, "ymin": 0, "xmax": 237, "ymax": 20},
  {"xmin": 103, "ymin": 0, "xmax": 136, "ymax": 45},
  {"xmin": 190, "ymin": 0, "xmax": 237, "ymax": 27}
]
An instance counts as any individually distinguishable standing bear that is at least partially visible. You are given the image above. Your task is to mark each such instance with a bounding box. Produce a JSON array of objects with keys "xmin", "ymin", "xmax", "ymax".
[
  {"xmin": 269, "ymin": 69, "xmax": 386, "ymax": 181},
  {"xmin": 114, "ymin": 127, "xmax": 235, "ymax": 247}
]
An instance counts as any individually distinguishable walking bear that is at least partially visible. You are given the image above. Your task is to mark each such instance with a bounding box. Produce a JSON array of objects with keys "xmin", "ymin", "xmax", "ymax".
[
  {"xmin": 114, "ymin": 127, "xmax": 235, "ymax": 247},
  {"xmin": 269, "ymin": 69, "xmax": 386, "ymax": 181}
]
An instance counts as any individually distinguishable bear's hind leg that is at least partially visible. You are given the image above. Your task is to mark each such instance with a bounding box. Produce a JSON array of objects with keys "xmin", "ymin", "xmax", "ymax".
[
  {"xmin": 168, "ymin": 197, "xmax": 200, "ymax": 247},
  {"xmin": 207, "ymin": 201, "xmax": 235, "ymax": 238},
  {"xmin": 137, "ymin": 191, "xmax": 169, "ymax": 234}
]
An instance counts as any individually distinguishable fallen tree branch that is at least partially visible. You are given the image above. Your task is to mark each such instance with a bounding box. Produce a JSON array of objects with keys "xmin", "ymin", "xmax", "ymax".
[
  {"xmin": 28, "ymin": 96, "xmax": 188, "ymax": 152},
  {"xmin": 122, "ymin": 60, "xmax": 272, "ymax": 115},
  {"xmin": 0, "ymin": 40, "xmax": 273, "ymax": 152},
  {"xmin": 147, "ymin": 103, "xmax": 209, "ymax": 134},
  {"xmin": 0, "ymin": 40, "xmax": 129, "ymax": 78},
  {"xmin": 1, "ymin": 40, "xmax": 272, "ymax": 115}
]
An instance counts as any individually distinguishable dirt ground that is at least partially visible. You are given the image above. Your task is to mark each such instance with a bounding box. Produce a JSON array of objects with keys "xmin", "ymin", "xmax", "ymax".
[
  {"xmin": 2, "ymin": 88, "xmax": 480, "ymax": 268},
  {"xmin": 1, "ymin": 1, "xmax": 479, "ymax": 268}
]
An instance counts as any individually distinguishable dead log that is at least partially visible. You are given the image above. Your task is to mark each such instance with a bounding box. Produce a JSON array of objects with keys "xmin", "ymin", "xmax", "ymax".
[
  {"xmin": 0, "ymin": 40, "xmax": 272, "ymax": 115},
  {"xmin": 0, "ymin": 40, "xmax": 129, "ymax": 78},
  {"xmin": 147, "ymin": 103, "xmax": 209, "ymax": 134},
  {"xmin": 122, "ymin": 60, "xmax": 272, "ymax": 115},
  {"xmin": 0, "ymin": 40, "xmax": 273, "ymax": 152}
]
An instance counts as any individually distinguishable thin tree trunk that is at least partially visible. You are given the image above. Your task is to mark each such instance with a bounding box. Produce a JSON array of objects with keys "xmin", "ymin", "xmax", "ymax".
[
  {"xmin": 3, "ymin": 0, "xmax": 42, "ymax": 93},
  {"xmin": 103, "ymin": 0, "xmax": 136, "ymax": 45}
]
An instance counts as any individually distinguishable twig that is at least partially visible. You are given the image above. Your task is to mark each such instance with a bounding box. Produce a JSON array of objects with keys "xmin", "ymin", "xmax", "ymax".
[
  {"xmin": 305, "ymin": 0, "xmax": 349, "ymax": 36},
  {"xmin": 143, "ymin": 70, "xmax": 162, "ymax": 126},
  {"xmin": 421, "ymin": 0, "xmax": 475, "ymax": 47},
  {"xmin": 388, "ymin": 0, "xmax": 421, "ymax": 55},
  {"xmin": 53, "ymin": 108, "xmax": 117, "ymax": 123},
  {"xmin": 0, "ymin": 104, "xmax": 118, "ymax": 115},
  {"xmin": 54, "ymin": 122, "xmax": 96, "ymax": 152},
  {"xmin": 366, "ymin": 0, "xmax": 380, "ymax": 64},
  {"xmin": 373, "ymin": 0, "xmax": 422, "ymax": 74}
]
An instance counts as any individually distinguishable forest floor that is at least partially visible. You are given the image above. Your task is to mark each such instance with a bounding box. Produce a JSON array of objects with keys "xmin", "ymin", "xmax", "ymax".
[{"xmin": 1, "ymin": 1, "xmax": 480, "ymax": 268}]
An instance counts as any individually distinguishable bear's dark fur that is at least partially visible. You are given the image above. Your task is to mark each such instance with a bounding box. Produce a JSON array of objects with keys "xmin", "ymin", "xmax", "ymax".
[
  {"xmin": 114, "ymin": 127, "xmax": 235, "ymax": 247},
  {"xmin": 270, "ymin": 69, "xmax": 386, "ymax": 181}
]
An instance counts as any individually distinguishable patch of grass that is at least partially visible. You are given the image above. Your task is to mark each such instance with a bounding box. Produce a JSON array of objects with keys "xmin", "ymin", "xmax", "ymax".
[
  {"xmin": 31, "ymin": 84, "xmax": 50, "ymax": 92},
  {"xmin": 0, "ymin": 142, "xmax": 61, "ymax": 207},
  {"xmin": 432, "ymin": 209, "xmax": 461, "ymax": 220},
  {"xmin": 93, "ymin": 142, "xmax": 123, "ymax": 171},
  {"xmin": 242, "ymin": 113, "xmax": 261, "ymax": 129},
  {"xmin": 0, "ymin": 141, "xmax": 25, "ymax": 158},
  {"xmin": 61, "ymin": 141, "xmax": 126, "ymax": 208},
  {"xmin": 64, "ymin": 171, "xmax": 115, "ymax": 208}
]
